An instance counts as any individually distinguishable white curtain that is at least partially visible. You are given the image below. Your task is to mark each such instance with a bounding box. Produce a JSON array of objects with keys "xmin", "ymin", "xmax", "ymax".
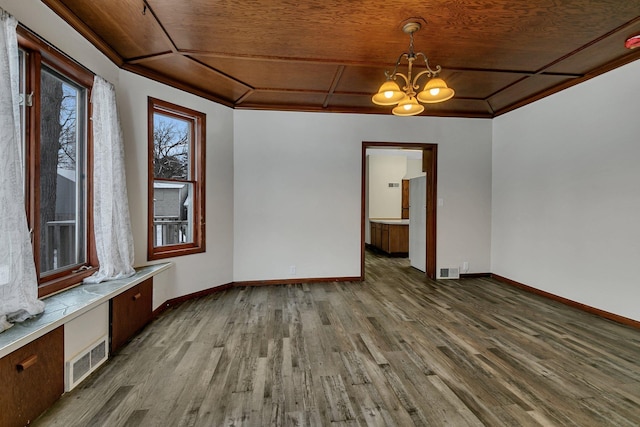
[
  {"xmin": 84, "ymin": 76, "xmax": 135, "ymax": 283},
  {"xmin": 0, "ymin": 10, "xmax": 45, "ymax": 333}
]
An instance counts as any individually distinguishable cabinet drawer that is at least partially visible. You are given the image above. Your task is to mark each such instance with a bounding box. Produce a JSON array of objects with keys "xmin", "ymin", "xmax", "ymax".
[
  {"xmin": 110, "ymin": 278, "xmax": 153, "ymax": 353},
  {"xmin": 0, "ymin": 326, "xmax": 64, "ymax": 427}
]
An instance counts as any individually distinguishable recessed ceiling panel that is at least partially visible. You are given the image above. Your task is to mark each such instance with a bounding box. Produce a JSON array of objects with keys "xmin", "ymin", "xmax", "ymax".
[
  {"xmin": 335, "ymin": 66, "xmax": 392, "ymax": 95},
  {"xmin": 489, "ymin": 74, "xmax": 577, "ymax": 114},
  {"xmin": 139, "ymin": 55, "xmax": 250, "ymax": 102},
  {"xmin": 420, "ymin": 98, "xmax": 494, "ymax": 117},
  {"xmin": 544, "ymin": 22, "xmax": 640, "ymax": 75},
  {"xmin": 56, "ymin": 0, "xmax": 172, "ymax": 59},
  {"xmin": 238, "ymin": 91, "xmax": 327, "ymax": 110},
  {"xmin": 426, "ymin": 70, "xmax": 529, "ymax": 100},
  {"xmin": 42, "ymin": 0, "xmax": 640, "ymax": 117},
  {"xmin": 190, "ymin": 56, "xmax": 340, "ymax": 92},
  {"xmin": 148, "ymin": 0, "xmax": 430, "ymax": 63}
]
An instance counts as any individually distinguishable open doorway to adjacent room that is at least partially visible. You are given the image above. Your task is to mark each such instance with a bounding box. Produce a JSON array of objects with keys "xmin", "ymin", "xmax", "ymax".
[{"xmin": 361, "ymin": 142, "xmax": 437, "ymax": 279}]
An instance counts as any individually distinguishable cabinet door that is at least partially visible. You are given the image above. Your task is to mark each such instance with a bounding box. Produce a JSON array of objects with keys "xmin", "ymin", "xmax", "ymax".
[
  {"xmin": 0, "ymin": 327, "xmax": 64, "ymax": 427},
  {"xmin": 110, "ymin": 278, "xmax": 153, "ymax": 353},
  {"xmin": 381, "ymin": 224, "xmax": 390, "ymax": 253},
  {"xmin": 389, "ymin": 224, "xmax": 409, "ymax": 254},
  {"xmin": 401, "ymin": 180, "xmax": 410, "ymax": 219},
  {"xmin": 372, "ymin": 222, "xmax": 381, "ymax": 249},
  {"xmin": 370, "ymin": 222, "xmax": 377, "ymax": 247}
]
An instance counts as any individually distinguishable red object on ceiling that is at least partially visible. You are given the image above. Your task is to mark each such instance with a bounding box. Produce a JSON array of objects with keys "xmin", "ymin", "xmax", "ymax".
[{"xmin": 625, "ymin": 34, "xmax": 640, "ymax": 49}]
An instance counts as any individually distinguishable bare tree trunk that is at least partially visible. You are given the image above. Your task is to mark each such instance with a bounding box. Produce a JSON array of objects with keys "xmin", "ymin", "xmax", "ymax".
[{"xmin": 40, "ymin": 72, "xmax": 63, "ymax": 272}]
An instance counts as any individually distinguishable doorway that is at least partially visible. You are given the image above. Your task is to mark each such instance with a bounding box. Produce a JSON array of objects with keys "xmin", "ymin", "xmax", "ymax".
[{"xmin": 361, "ymin": 141, "xmax": 437, "ymax": 279}]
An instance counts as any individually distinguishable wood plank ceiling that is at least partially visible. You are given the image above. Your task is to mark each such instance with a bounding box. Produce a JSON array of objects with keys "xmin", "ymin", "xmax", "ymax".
[{"xmin": 42, "ymin": 0, "xmax": 640, "ymax": 118}]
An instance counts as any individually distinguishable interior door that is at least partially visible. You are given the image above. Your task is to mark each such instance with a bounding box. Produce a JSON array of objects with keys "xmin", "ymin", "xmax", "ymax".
[{"xmin": 409, "ymin": 176, "xmax": 426, "ymax": 271}]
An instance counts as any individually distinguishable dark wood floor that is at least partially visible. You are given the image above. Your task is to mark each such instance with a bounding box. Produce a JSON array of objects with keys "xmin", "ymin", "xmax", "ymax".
[{"xmin": 35, "ymin": 251, "xmax": 640, "ymax": 426}]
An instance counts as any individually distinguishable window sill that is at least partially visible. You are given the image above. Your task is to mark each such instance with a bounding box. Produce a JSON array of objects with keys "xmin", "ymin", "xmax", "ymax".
[{"xmin": 0, "ymin": 263, "xmax": 172, "ymax": 359}]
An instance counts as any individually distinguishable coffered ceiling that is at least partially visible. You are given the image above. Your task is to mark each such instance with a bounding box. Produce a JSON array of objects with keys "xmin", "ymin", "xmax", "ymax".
[{"xmin": 42, "ymin": 0, "xmax": 640, "ymax": 117}]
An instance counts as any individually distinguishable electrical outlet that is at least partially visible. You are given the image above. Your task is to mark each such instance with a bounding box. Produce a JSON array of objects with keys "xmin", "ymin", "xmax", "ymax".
[
  {"xmin": 462, "ymin": 261, "xmax": 469, "ymax": 273},
  {"xmin": 289, "ymin": 265, "xmax": 296, "ymax": 275}
]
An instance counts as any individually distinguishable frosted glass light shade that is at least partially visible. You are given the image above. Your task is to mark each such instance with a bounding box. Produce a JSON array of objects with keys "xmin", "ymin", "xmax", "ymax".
[
  {"xmin": 417, "ymin": 78, "xmax": 455, "ymax": 103},
  {"xmin": 372, "ymin": 80, "xmax": 405, "ymax": 105},
  {"xmin": 392, "ymin": 96, "xmax": 424, "ymax": 116}
]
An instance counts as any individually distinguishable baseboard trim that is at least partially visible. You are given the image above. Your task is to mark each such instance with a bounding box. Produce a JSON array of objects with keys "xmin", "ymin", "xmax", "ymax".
[
  {"xmin": 491, "ymin": 274, "xmax": 640, "ymax": 329},
  {"xmin": 459, "ymin": 273, "xmax": 491, "ymax": 279},
  {"xmin": 152, "ymin": 276, "xmax": 363, "ymax": 317},
  {"xmin": 234, "ymin": 276, "xmax": 362, "ymax": 287},
  {"xmin": 153, "ymin": 282, "xmax": 234, "ymax": 318},
  {"xmin": 152, "ymin": 273, "xmax": 639, "ymax": 330}
]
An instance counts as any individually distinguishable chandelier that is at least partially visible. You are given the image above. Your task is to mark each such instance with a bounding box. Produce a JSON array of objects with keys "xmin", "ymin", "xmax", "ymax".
[{"xmin": 372, "ymin": 21, "xmax": 454, "ymax": 116}]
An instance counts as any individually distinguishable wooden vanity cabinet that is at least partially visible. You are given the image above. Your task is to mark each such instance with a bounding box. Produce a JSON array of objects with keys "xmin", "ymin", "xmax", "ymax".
[
  {"xmin": 369, "ymin": 222, "xmax": 409, "ymax": 256},
  {"xmin": 110, "ymin": 278, "xmax": 153, "ymax": 353},
  {"xmin": 0, "ymin": 326, "xmax": 64, "ymax": 427}
]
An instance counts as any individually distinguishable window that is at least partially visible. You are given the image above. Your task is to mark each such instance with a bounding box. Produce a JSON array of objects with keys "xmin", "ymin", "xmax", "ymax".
[
  {"xmin": 17, "ymin": 27, "xmax": 96, "ymax": 297},
  {"xmin": 148, "ymin": 98, "xmax": 206, "ymax": 259}
]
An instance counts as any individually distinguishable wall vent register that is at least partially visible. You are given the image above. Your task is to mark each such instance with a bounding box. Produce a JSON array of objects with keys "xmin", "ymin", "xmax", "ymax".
[
  {"xmin": 439, "ymin": 268, "xmax": 460, "ymax": 279},
  {"xmin": 65, "ymin": 335, "xmax": 108, "ymax": 391}
]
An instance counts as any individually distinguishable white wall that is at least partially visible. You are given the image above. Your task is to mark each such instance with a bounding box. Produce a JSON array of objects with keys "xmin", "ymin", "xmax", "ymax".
[
  {"xmin": 368, "ymin": 154, "xmax": 407, "ymax": 219},
  {"xmin": 117, "ymin": 71, "xmax": 234, "ymax": 308},
  {"xmin": 492, "ymin": 59, "xmax": 640, "ymax": 321},
  {"xmin": 64, "ymin": 303, "xmax": 108, "ymax": 361},
  {"xmin": 365, "ymin": 154, "xmax": 406, "ymax": 245},
  {"xmin": 405, "ymin": 158, "xmax": 424, "ymax": 179},
  {"xmin": 233, "ymin": 111, "xmax": 493, "ymax": 281}
]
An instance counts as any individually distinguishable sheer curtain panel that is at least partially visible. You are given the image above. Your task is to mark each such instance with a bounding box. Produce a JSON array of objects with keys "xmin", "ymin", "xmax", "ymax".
[
  {"xmin": 84, "ymin": 76, "xmax": 135, "ymax": 284},
  {"xmin": 0, "ymin": 9, "xmax": 45, "ymax": 333}
]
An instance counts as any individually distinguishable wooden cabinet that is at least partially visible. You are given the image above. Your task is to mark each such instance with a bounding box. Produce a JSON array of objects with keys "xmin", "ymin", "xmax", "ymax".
[
  {"xmin": 381, "ymin": 224, "xmax": 390, "ymax": 253},
  {"xmin": 401, "ymin": 179, "xmax": 410, "ymax": 219},
  {"xmin": 371, "ymin": 222, "xmax": 380, "ymax": 248},
  {"xmin": 389, "ymin": 224, "xmax": 409, "ymax": 254},
  {"xmin": 0, "ymin": 326, "xmax": 64, "ymax": 427},
  {"xmin": 110, "ymin": 278, "xmax": 153, "ymax": 353},
  {"xmin": 369, "ymin": 221, "xmax": 409, "ymax": 256}
]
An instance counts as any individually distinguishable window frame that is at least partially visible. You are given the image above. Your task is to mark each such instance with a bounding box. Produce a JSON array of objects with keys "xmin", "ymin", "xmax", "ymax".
[
  {"xmin": 17, "ymin": 26, "xmax": 97, "ymax": 298},
  {"xmin": 147, "ymin": 97, "xmax": 206, "ymax": 260}
]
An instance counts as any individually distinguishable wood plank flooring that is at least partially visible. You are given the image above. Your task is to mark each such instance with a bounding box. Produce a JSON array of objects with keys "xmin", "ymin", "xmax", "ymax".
[{"xmin": 34, "ymin": 251, "xmax": 640, "ymax": 426}]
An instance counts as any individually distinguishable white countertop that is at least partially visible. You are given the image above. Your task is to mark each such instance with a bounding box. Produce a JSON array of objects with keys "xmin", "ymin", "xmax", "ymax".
[
  {"xmin": 369, "ymin": 219, "xmax": 410, "ymax": 225},
  {"xmin": 0, "ymin": 262, "xmax": 172, "ymax": 358}
]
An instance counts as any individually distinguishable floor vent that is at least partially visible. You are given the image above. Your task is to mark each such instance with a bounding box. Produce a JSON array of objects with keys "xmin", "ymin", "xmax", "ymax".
[
  {"xmin": 65, "ymin": 335, "xmax": 108, "ymax": 391},
  {"xmin": 439, "ymin": 268, "xmax": 460, "ymax": 279}
]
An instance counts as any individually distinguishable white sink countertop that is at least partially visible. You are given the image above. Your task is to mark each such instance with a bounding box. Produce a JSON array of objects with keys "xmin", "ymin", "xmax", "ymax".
[{"xmin": 369, "ymin": 219, "xmax": 410, "ymax": 225}]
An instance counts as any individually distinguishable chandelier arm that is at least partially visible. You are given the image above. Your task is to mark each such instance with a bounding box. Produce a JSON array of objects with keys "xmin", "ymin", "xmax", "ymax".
[
  {"xmin": 385, "ymin": 52, "xmax": 409, "ymax": 81},
  {"xmin": 415, "ymin": 52, "xmax": 441, "ymax": 76},
  {"xmin": 393, "ymin": 72, "xmax": 410, "ymax": 90},
  {"xmin": 412, "ymin": 69, "xmax": 436, "ymax": 89}
]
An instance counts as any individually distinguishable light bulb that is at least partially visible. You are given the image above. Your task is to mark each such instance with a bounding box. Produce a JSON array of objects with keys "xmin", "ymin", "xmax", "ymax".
[
  {"xmin": 403, "ymin": 103, "xmax": 411, "ymax": 111},
  {"xmin": 384, "ymin": 91, "xmax": 394, "ymax": 98},
  {"xmin": 429, "ymin": 87, "xmax": 440, "ymax": 96}
]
